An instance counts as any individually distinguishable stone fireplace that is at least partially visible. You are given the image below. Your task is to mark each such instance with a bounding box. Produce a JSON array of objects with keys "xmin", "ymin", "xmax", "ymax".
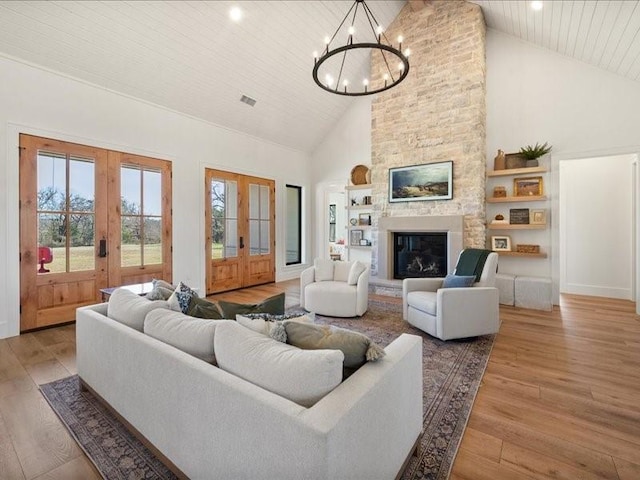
[{"xmin": 368, "ymin": 1, "xmax": 487, "ymax": 286}]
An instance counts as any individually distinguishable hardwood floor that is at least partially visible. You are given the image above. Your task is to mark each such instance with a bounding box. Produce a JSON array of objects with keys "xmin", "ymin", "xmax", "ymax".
[{"xmin": 0, "ymin": 281, "xmax": 638, "ymax": 479}]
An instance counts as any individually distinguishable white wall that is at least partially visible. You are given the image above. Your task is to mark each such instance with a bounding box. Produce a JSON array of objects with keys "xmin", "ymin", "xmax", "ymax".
[
  {"xmin": 0, "ymin": 55, "xmax": 311, "ymax": 339},
  {"xmin": 311, "ymin": 97, "xmax": 372, "ymax": 259},
  {"xmin": 487, "ymin": 29, "xmax": 640, "ymax": 300},
  {"xmin": 559, "ymin": 154, "xmax": 634, "ymax": 299}
]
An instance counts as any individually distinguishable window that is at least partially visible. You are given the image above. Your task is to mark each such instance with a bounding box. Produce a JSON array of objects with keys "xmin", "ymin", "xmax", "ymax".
[
  {"xmin": 120, "ymin": 165, "xmax": 163, "ymax": 267},
  {"xmin": 37, "ymin": 152, "xmax": 96, "ymax": 273},
  {"xmin": 210, "ymin": 178, "xmax": 238, "ymax": 259},
  {"xmin": 286, "ymin": 185, "xmax": 302, "ymax": 265}
]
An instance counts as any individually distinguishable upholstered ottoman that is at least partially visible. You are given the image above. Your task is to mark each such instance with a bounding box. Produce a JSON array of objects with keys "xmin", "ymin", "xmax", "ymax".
[
  {"xmin": 496, "ymin": 273, "xmax": 515, "ymax": 306},
  {"xmin": 515, "ymin": 276, "xmax": 552, "ymax": 311}
]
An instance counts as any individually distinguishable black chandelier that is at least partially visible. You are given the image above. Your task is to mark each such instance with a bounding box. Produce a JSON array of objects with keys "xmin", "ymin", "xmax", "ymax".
[{"xmin": 312, "ymin": 0, "xmax": 410, "ymax": 96}]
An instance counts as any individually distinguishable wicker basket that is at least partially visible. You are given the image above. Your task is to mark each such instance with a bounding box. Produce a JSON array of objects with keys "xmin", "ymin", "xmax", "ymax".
[{"xmin": 516, "ymin": 244, "xmax": 540, "ymax": 254}]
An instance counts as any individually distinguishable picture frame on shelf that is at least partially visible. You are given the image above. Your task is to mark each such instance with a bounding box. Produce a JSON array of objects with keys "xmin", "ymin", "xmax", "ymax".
[
  {"xmin": 388, "ymin": 161, "xmax": 453, "ymax": 203},
  {"xmin": 513, "ymin": 176, "xmax": 543, "ymax": 196},
  {"xmin": 350, "ymin": 229, "xmax": 363, "ymax": 246},
  {"xmin": 491, "ymin": 235, "xmax": 512, "ymax": 252},
  {"xmin": 530, "ymin": 209, "xmax": 547, "ymax": 225},
  {"xmin": 509, "ymin": 208, "xmax": 530, "ymax": 225},
  {"xmin": 358, "ymin": 213, "xmax": 371, "ymax": 225}
]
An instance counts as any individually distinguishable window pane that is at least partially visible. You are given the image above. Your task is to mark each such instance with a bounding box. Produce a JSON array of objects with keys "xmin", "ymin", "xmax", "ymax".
[
  {"xmin": 143, "ymin": 216, "xmax": 162, "ymax": 264},
  {"xmin": 37, "ymin": 153, "xmax": 66, "ymax": 211},
  {"xmin": 249, "ymin": 219, "xmax": 260, "ymax": 255},
  {"xmin": 69, "ymin": 214, "xmax": 94, "ymax": 271},
  {"xmin": 249, "ymin": 184, "xmax": 260, "ymax": 218},
  {"xmin": 69, "ymin": 157, "xmax": 94, "ymax": 212},
  {"xmin": 121, "ymin": 166, "xmax": 141, "ymax": 214},
  {"xmin": 260, "ymin": 185, "xmax": 269, "ymax": 220},
  {"xmin": 143, "ymin": 170, "xmax": 162, "ymax": 216},
  {"xmin": 260, "ymin": 220, "xmax": 270, "ymax": 254},
  {"xmin": 226, "ymin": 181, "xmax": 238, "ymax": 218},
  {"xmin": 211, "ymin": 222, "xmax": 222, "ymax": 259},
  {"xmin": 37, "ymin": 213, "xmax": 66, "ymax": 273},
  {"xmin": 286, "ymin": 185, "xmax": 301, "ymax": 264},
  {"xmin": 121, "ymin": 216, "xmax": 141, "ymax": 266},
  {"xmin": 225, "ymin": 219, "xmax": 238, "ymax": 257}
]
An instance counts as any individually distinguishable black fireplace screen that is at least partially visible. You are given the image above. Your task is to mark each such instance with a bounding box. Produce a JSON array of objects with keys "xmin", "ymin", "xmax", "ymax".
[{"xmin": 393, "ymin": 232, "xmax": 447, "ymax": 279}]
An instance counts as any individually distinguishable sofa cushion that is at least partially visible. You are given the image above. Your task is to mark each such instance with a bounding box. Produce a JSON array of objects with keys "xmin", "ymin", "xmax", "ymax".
[
  {"xmin": 186, "ymin": 296, "xmax": 222, "ymax": 319},
  {"xmin": 406, "ymin": 291, "xmax": 438, "ymax": 316},
  {"xmin": 314, "ymin": 258, "xmax": 335, "ymax": 281},
  {"xmin": 144, "ymin": 310, "xmax": 232, "ymax": 364},
  {"xmin": 218, "ymin": 292, "xmax": 285, "ymax": 319},
  {"xmin": 442, "ymin": 274, "xmax": 476, "ymax": 289},
  {"xmin": 347, "ymin": 261, "xmax": 367, "ymax": 285},
  {"xmin": 282, "ymin": 322, "xmax": 385, "ymax": 370},
  {"xmin": 214, "ymin": 321, "xmax": 343, "ymax": 407},
  {"xmin": 333, "ymin": 261, "xmax": 352, "ymax": 282},
  {"xmin": 107, "ymin": 288, "xmax": 169, "ymax": 331}
]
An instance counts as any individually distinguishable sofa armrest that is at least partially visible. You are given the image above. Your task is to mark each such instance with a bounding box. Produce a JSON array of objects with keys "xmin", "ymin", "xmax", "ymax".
[
  {"xmin": 402, "ymin": 277, "xmax": 444, "ymax": 319},
  {"xmin": 301, "ymin": 333, "xmax": 423, "ymax": 479},
  {"xmin": 436, "ymin": 287, "xmax": 499, "ymax": 340},
  {"xmin": 299, "ymin": 267, "xmax": 315, "ymax": 309}
]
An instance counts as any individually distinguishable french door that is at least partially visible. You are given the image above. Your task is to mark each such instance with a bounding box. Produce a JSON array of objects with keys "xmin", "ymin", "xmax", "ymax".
[
  {"xmin": 19, "ymin": 135, "xmax": 172, "ymax": 332},
  {"xmin": 205, "ymin": 169, "xmax": 275, "ymax": 294}
]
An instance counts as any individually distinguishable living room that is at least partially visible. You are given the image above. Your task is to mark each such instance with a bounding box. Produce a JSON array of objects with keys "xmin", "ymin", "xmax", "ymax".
[{"xmin": 1, "ymin": 1, "xmax": 640, "ymax": 479}]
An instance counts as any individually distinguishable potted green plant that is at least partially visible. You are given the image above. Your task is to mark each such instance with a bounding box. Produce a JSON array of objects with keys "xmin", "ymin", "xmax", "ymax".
[{"xmin": 519, "ymin": 142, "xmax": 552, "ymax": 167}]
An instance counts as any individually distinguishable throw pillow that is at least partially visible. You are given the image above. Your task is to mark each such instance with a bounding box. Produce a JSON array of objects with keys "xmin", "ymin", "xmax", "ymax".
[
  {"xmin": 314, "ymin": 258, "xmax": 335, "ymax": 281},
  {"xmin": 167, "ymin": 281, "xmax": 199, "ymax": 313},
  {"xmin": 347, "ymin": 261, "xmax": 367, "ymax": 285},
  {"xmin": 236, "ymin": 312, "xmax": 314, "ymax": 336},
  {"xmin": 442, "ymin": 274, "xmax": 476, "ymax": 289},
  {"xmin": 282, "ymin": 322, "xmax": 385, "ymax": 370},
  {"xmin": 107, "ymin": 288, "xmax": 169, "ymax": 331},
  {"xmin": 145, "ymin": 285, "xmax": 174, "ymax": 301},
  {"xmin": 152, "ymin": 278, "xmax": 175, "ymax": 291},
  {"xmin": 217, "ymin": 292, "xmax": 285, "ymax": 319},
  {"xmin": 333, "ymin": 261, "xmax": 352, "ymax": 282},
  {"xmin": 214, "ymin": 321, "xmax": 344, "ymax": 407},
  {"xmin": 186, "ymin": 296, "xmax": 222, "ymax": 319}
]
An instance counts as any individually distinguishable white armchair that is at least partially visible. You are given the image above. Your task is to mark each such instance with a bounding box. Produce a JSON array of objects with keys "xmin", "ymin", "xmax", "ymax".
[
  {"xmin": 300, "ymin": 258, "xmax": 369, "ymax": 317},
  {"xmin": 402, "ymin": 250, "xmax": 499, "ymax": 340}
]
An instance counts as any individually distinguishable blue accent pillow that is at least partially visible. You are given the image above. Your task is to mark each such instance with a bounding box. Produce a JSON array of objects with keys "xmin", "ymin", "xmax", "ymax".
[{"xmin": 442, "ymin": 274, "xmax": 476, "ymax": 288}]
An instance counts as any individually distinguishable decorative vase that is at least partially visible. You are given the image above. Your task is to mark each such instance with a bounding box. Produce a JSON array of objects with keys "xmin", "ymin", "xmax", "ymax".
[{"xmin": 494, "ymin": 149, "xmax": 506, "ymax": 170}]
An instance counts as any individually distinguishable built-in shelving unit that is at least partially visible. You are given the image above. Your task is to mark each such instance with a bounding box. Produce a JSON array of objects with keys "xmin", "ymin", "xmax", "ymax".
[
  {"xmin": 486, "ymin": 164, "xmax": 549, "ymax": 259},
  {"xmin": 345, "ymin": 183, "xmax": 373, "ymax": 262}
]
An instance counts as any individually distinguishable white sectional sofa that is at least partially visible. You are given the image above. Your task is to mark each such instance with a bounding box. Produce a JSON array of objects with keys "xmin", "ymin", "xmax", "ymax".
[{"xmin": 76, "ymin": 294, "xmax": 423, "ymax": 480}]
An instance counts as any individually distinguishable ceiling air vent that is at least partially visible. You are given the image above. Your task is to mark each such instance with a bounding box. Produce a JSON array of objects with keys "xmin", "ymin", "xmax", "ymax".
[{"xmin": 240, "ymin": 95, "xmax": 257, "ymax": 107}]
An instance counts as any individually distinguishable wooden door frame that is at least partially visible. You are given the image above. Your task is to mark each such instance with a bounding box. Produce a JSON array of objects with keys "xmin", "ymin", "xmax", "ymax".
[{"xmin": 205, "ymin": 168, "xmax": 275, "ymax": 294}]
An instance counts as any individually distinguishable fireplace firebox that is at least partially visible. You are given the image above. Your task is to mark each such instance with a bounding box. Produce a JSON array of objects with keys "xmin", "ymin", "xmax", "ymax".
[{"xmin": 393, "ymin": 232, "xmax": 447, "ymax": 279}]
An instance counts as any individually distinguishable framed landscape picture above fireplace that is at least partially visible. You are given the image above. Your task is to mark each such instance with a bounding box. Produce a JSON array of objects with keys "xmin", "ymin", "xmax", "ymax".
[{"xmin": 388, "ymin": 161, "xmax": 453, "ymax": 203}]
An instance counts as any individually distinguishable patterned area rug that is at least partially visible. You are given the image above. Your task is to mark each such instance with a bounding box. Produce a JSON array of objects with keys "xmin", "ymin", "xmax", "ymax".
[
  {"xmin": 305, "ymin": 300, "xmax": 495, "ymax": 480},
  {"xmin": 40, "ymin": 298, "xmax": 493, "ymax": 480},
  {"xmin": 40, "ymin": 376, "xmax": 178, "ymax": 480}
]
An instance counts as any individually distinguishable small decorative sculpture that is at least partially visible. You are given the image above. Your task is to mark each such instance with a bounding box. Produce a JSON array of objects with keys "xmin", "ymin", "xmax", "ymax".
[{"xmin": 494, "ymin": 149, "xmax": 506, "ymax": 170}]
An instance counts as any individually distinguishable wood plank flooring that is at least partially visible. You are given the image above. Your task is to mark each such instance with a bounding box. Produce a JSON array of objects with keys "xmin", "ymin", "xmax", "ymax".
[{"xmin": 0, "ymin": 282, "xmax": 638, "ymax": 479}]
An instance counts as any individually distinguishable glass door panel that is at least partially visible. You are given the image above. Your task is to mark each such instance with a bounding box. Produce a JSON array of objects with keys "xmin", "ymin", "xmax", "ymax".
[{"xmin": 211, "ymin": 178, "xmax": 238, "ymax": 259}]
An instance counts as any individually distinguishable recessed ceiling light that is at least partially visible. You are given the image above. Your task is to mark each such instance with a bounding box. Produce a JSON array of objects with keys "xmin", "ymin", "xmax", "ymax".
[
  {"xmin": 229, "ymin": 6, "xmax": 243, "ymax": 22},
  {"xmin": 531, "ymin": 1, "xmax": 543, "ymax": 11}
]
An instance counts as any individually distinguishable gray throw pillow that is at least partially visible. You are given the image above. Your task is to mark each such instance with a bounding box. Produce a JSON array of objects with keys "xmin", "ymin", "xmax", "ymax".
[
  {"xmin": 442, "ymin": 274, "xmax": 476, "ymax": 288},
  {"xmin": 186, "ymin": 296, "xmax": 222, "ymax": 319},
  {"xmin": 145, "ymin": 285, "xmax": 174, "ymax": 301},
  {"xmin": 282, "ymin": 322, "xmax": 385, "ymax": 370}
]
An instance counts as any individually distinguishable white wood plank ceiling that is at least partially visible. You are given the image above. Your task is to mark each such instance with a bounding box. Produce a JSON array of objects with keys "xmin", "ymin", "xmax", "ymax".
[
  {"xmin": 473, "ymin": 1, "xmax": 640, "ymax": 81},
  {"xmin": 1, "ymin": 1, "xmax": 639, "ymax": 152}
]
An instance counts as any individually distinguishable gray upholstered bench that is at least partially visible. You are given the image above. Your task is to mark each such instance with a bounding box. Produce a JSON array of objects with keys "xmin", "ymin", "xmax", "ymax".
[
  {"xmin": 495, "ymin": 273, "xmax": 515, "ymax": 306},
  {"xmin": 514, "ymin": 276, "xmax": 553, "ymax": 311}
]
